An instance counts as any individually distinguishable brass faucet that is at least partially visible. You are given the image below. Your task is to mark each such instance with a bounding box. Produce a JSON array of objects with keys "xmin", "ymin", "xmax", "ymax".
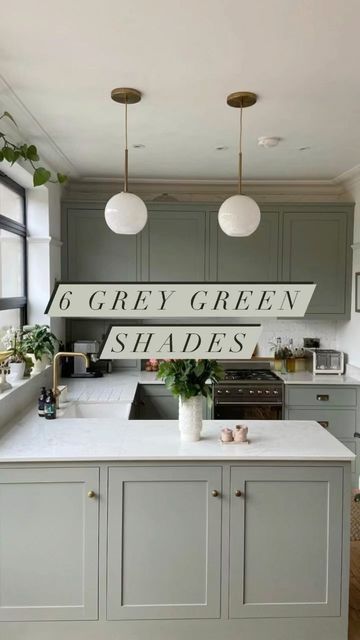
[{"xmin": 52, "ymin": 352, "xmax": 90, "ymax": 399}]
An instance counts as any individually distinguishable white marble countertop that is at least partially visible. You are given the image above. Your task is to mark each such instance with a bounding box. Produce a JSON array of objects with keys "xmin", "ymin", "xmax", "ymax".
[
  {"xmin": 278, "ymin": 371, "xmax": 360, "ymax": 385},
  {"xmin": 0, "ymin": 370, "xmax": 356, "ymax": 463}
]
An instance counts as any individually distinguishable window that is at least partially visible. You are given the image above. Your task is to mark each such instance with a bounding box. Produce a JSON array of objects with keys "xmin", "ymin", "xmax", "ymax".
[{"xmin": 0, "ymin": 173, "xmax": 27, "ymax": 341}]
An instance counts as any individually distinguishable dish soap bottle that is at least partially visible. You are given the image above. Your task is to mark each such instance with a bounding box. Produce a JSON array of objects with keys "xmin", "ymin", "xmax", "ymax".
[
  {"xmin": 44, "ymin": 389, "xmax": 56, "ymax": 420},
  {"xmin": 38, "ymin": 386, "xmax": 47, "ymax": 417}
]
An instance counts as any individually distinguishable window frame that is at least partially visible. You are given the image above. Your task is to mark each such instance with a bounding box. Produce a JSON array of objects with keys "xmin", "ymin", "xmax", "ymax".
[{"xmin": 0, "ymin": 171, "xmax": 27, "ymax": 326}]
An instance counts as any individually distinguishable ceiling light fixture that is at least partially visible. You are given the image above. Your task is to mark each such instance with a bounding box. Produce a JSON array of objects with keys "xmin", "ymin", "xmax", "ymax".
[
  {"xmin": 104, "ymin": 88, "xmax": 147, "ymax": 235},
  {"xmin": 218, "ymin": 91, "xmax": 260, "ymax": 237},
  {"xmin": 257, "ymin": 136, "xmax": 281, "ymax": 148}
]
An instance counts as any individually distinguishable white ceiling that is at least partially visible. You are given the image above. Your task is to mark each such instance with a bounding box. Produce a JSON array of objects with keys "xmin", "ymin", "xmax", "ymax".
[{"xmin": 0, "ymin": 0, "xmax": 360, "ymax": 181}]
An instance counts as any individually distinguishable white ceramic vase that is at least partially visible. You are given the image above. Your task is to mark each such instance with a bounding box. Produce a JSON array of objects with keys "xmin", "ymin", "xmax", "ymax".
[
  {"xmin": 29, "ymin": 354, "xmax": 48, "ymax": 375},
  {"xmin": 8, "ymin": 361, "xmax": 25, "ymax": 381},
  {"xmin": 178, "ymin": 395, "xmax": 203, "ymax": 442}
]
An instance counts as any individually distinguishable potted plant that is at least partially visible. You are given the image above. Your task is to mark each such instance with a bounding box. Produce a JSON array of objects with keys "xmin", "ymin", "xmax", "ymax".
[
  {"xmin": 0, "ymin": 328, "xmax": 27, "ymax": 380},
  {"xmin": 157, "ymin": 359, "xmax": 224, "ymax": 442},
  {"xmin": 22, "ymin": 324, "xmax": 59, "ymax": 374}
]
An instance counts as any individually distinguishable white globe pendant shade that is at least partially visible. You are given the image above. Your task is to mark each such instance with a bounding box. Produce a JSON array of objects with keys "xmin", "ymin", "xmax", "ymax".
[
  {"xmin": 105, "ymin": 191, "xmax": 148, "ymax": 235},
  {"xmin": 218, "ymin": 194, "xmax": 261, "ymax": 237}
]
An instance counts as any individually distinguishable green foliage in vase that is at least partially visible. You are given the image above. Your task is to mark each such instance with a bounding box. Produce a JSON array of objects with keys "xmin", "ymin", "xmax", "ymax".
[
  {"xmin": 157, "ymin": 359, "xmax": 224, "ymax": 401},
  {"xmin": 0, "ymin": 111, "xmax": 67, "ymax": 187}
]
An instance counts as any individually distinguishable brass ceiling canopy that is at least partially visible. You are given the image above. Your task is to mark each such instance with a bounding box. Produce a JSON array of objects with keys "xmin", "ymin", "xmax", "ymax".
[
  {"xmin": 111, "ymin": 87, "xmax": 142, "ymax": 104},
  {"xmin": 226, "ymin": 91, "xmax": 257, "ymax": 109}
]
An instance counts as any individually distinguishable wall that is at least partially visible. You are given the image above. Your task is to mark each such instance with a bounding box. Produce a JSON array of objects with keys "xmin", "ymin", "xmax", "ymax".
[{"xmin": 336, "ymin": 174, "xmax": 360, "ymax": 368}]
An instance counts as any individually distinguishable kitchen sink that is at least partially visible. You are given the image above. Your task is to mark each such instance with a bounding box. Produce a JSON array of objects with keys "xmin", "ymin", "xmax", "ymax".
[{"xmin": 57, "ymin": 401, "xmax": 131, "ymax": 419}]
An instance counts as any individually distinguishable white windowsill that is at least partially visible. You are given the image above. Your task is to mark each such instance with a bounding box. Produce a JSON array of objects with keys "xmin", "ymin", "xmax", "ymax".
[{"xmin": 0, "ymin": 366, "xmax": 52, "ymax": 430}]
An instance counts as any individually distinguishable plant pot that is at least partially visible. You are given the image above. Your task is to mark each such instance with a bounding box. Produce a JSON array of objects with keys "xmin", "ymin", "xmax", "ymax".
[
  {"xmin": 28, "ymin": 354, "xmax": 47, "ymax": 375},
  {"xmin": 8, "ymin": 361, "xmax": 25, "ymax": 381},
  {"xmin": 178, "ymin": 395, "xmax": 203, "ymax": 442}
]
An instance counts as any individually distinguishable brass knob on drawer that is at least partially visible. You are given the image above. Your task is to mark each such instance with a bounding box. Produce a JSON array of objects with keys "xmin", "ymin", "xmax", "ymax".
[
  {"xmin": 234, "ymin": 489, "xmax": 242, "ymax": 497},
  {"xmin": 211, "ymin": 490, "xmax": 219, "ymax": 497},
  {"xmin": 87, "ymin": 490, "xmax": 96, "ymax": 498}
]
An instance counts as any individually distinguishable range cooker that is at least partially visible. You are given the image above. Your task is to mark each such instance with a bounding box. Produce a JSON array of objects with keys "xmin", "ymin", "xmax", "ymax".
[{"xmin": 213, "ymin": 362, "xmax": 284, "ymax": 420}]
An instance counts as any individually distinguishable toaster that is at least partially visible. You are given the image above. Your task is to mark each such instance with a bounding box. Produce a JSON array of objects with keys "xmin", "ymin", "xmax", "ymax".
[{"xmin": 305, "ymin": 349, "xmax": 344, "ymax": 375}]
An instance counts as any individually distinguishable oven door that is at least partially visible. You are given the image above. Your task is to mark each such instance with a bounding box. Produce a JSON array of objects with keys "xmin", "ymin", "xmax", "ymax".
[{"xmin": 213, "ymin": 402, "xmax": 283, "ymax": 420}]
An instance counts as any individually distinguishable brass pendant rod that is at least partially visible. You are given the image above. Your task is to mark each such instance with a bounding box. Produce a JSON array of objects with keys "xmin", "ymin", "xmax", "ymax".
[
  {"xmin": 124, "ymin": 96, "xmax": 128, "ymax": 192},
  {"xmin": 238, "ymin": 105, "xmax": 243, "ymax": 195}
]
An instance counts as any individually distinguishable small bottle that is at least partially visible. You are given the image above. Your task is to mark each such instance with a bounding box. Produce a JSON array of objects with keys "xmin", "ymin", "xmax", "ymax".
[
  {"xmin": 44, "ymin": 389, "xmax": 56, "ymax": 420},
  {"xmin": 38, "ymin": 386, "xmax": 47, "ymax": 417},
  {"xmin": 286, "ymin": 338, "xmax": 296, "ymax": 373}
]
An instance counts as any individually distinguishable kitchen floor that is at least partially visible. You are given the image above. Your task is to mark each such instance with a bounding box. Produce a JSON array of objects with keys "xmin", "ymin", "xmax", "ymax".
[{"xmin": 349, "ymin": 542, "xmax": 360, "ymax": 639}]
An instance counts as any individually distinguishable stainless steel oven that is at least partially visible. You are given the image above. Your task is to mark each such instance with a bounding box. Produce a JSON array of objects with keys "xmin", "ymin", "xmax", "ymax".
[{"xmin": 212, "ymin": 363, "xmax": 284, "ymax": 420}]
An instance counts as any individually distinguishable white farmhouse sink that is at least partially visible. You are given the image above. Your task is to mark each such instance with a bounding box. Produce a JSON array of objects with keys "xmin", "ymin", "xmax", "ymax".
[{"xmin": 57, "ymin": 401, "xmax": 131, "ymax": 420}]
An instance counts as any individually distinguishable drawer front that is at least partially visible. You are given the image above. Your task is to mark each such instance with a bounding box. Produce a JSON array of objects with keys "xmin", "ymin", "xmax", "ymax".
[
  {"xmin": 287, "ymin": 408, "xmax": 356, "ymax": 439},
  {"xmin": 287, "ymin": 386, "xmax": 357, "ymax": 407}
]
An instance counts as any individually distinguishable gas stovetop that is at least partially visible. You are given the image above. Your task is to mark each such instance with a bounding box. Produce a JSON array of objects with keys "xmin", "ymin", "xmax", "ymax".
[{"xmin": 223, "ymin": 368, "xmax": 281, "ymax": 382}]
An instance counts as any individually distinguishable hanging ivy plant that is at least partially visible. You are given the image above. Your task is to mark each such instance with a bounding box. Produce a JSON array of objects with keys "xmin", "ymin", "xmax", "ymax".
[{"xmin": 0, "ymin": 111, "xmax": 67, "ymax": 187}]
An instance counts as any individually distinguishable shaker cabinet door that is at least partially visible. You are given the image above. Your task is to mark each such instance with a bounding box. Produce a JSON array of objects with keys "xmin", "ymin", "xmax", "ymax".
[
  {"xmin": 282, "ymin": 209, "xmax": 351, "ymax": 316},
  {"xmin": 229, "ymin": 466, "xmax": 343, "ymax": 618},
  {"xmin": 0, "ymin": 467, "xmax": 99, "ymax": 621},
  {"xmin": 140, "ymin": 208, "xmax": 207, "ymax": 281},
  {"xmin": 107, "ymin": 466, "xmax": 222, "ymax": 619},
  {"xmin": 209, "ymin": 208, "xmax": 280, "ymax": 281}
]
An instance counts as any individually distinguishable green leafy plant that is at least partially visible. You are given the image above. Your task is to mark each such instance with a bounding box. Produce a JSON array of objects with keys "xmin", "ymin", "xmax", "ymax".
[
  {"xmin": 157, "ymin": 359, "xmax": 224, "ymax": 401},
  {"xmin": 22, "ymin": 324, "xmax": 59, "ymax": 361},
  {"xmin": 0, "ymin": 111, "xmax": 67, "ymax": 187}
]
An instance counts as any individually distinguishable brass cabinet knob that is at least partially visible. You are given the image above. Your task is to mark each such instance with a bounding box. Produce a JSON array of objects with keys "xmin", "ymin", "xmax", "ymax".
[
  {"xmin": 211, "ymin": 489, "xmax": 219, "ymax": 497},
  {"xmin": 87, "ymin": 490, "xmax": 96, "ymax": 498},
  {"xmin": 234, "ymin": 489, "xmax": 242, "ymax": 497}
]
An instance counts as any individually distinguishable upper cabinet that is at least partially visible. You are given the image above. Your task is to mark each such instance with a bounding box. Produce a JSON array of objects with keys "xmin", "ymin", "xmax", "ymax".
[
  {"xmin": 62, "ymin": 201, "xmax": 354, "ymax": 319},
  {"xmin": 209, "ymin": 207, "xmax": 280, "ymax": 281},
  {"xmin": 140, "ymin": 206, "xmax": 207, "ymax": 281},
  {"xmin": 64, "ymin": 208, "xmax": 141, "ymax": 281},
  {"xmin": 281, "ymin": 206, "xmax": 353, "ymax": 318}
]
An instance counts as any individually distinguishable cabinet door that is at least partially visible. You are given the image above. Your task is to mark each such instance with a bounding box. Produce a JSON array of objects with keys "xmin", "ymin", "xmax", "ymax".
[
  {"xmin": 141, "ymin": 207, "xmax": 206, "ymax": 281},
  {"xmin": 229, "ymin": 466, "xmax": 343, "ymax": 618},
  {"xmin": 282, "ymin": 210, "xmax": 350, "ymax": 315},
  {"xmin": 0, "ymin": 467, "xmax": 99, "ymax": 621},
  {"xmin": 66, "ymin": 208, "xmax": 140, "ymax": 281},
  {"xmin": 107, "ymin": 466, "xmax": 221, "ymax": 619},
  {"xmin": 209, "ymin": 208, "xmax": 279, "ymax": 281}
]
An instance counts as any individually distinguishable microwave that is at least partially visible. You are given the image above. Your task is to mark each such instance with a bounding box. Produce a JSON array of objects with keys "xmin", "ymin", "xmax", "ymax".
[{"xmin": 305, "ymin": 349, "xmax": 344, "ymax": 375}]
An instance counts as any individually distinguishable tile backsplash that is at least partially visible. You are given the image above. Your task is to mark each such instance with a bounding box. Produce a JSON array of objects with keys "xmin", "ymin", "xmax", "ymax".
[{"xmin": 257, "ymin": 319, "xmax": 338, "ymax": 356}]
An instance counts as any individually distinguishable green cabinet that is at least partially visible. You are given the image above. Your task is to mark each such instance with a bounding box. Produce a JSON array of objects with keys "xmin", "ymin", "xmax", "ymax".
[
  {"xmin": 209, "ymin": 207, "xmax": 280, "ymax": 281},
  {"xmin": 65, "ymin": 208, "xmax": 141, "ymax": 281},
  {"xmin": 0, "ymin": 467, "xmax": 99, "ymax": 621},
  {"xmin": 140, "ymin": 206, "xmax": 207, "ymax": 281},
  {"xmin": 282, "ymin": 207, "xmax": 353, "ymax": 317},
  {"xmin": 62, "ymin": 202, "xmax": 354, "ymax": 319},
  {"xmin": 107, "ymin": 466, "xmax": 222, "ymax": 620},
  {"xmin": 285, "ymin": 383, "xmax": 359, "ymax": 487},
  {"xmin": 229, "ymin": 466, "xmax": 343, "ymax": 618}
]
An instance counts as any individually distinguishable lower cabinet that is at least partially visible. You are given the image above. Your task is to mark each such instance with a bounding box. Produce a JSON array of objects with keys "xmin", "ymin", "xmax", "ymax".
[
  {"xmin": 0, "ymin": 462, "xmax": 348, "ymax": 634},
  {"xmin": 107, "ymin": 466, "xmax": 222, "ymax": 619},
  {"xmin": 229, "ymin": 466, "xmax": 343, "ymax": 618},
  {"xmin": 0, "ymin": 467, "xmax": 99, "ymax": 621}
]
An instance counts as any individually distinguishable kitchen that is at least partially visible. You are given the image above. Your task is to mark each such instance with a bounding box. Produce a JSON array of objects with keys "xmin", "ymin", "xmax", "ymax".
[{"xmin": 0, "ymin": 1, "xmax": 360, "ymax": 639}]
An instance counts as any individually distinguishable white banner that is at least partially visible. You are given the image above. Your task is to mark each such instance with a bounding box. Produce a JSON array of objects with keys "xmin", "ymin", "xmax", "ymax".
[
  {"xmin": 46, "ymin": 282, "xmax": 316, "ymax": 318},
  {"xmin": 99, "ymin": 325, "xmax": 262, "ymax": 359}
]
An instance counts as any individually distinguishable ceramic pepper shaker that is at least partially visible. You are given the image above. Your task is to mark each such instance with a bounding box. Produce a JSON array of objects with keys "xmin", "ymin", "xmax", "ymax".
[
  {"xmin": 220, "ymin": 427, "xmax": 234, "ymax": 442},
  {"xmin": 233, "ymin": 425, "xmax": 248, "ymax": 443}
]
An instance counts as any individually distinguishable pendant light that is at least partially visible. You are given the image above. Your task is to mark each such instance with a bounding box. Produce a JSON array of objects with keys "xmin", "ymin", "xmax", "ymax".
[
  {"xmin": 105, "ymin": 88, "xmax": 147, "ymax": 234},
  {"xmin": 218, "ymin": 91, "xmax": 261, "ymax": 237}
]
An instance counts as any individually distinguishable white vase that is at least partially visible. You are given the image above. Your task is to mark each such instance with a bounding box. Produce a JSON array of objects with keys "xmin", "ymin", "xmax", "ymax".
[
  {"xmin": 178, "ymin": 395, "xmax": 203, "ymax": 442},
  {"xmin": 29, "ymin": 354, "xmax": 46, "ymax": 375},
  {"xmin": 8, "ymin": 361, "xmax": 25, "ymax": 381}
]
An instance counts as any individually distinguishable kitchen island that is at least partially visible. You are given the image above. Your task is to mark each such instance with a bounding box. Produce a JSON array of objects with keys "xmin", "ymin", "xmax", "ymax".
[{"xmin": 0, "ymin": 388, "xmax": 354, "ymax": 640}]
